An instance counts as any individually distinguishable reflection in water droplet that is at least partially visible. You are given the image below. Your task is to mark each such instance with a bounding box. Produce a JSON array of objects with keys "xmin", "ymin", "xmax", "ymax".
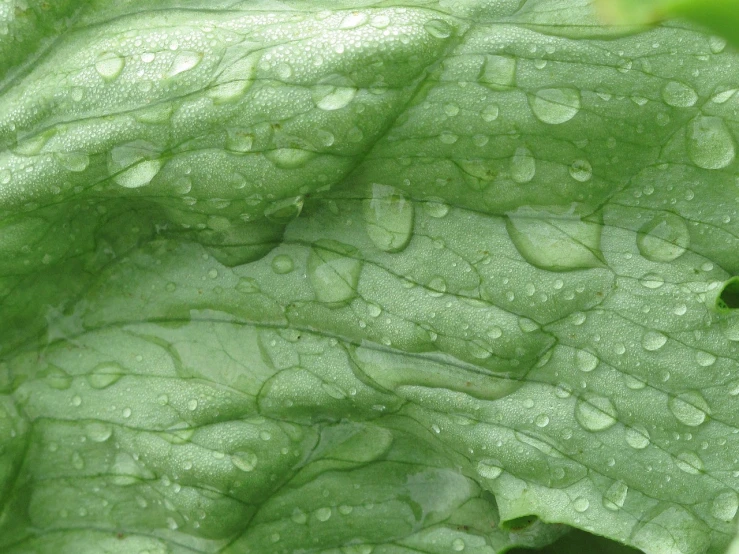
[
  {"xmin": 687, "ymin": 115, "xmax": 735, "ymax": 170},
  {"xmin": 575, "ymin": 395, "xmax": 618, "ymax": 431},
  {"xmin": 477, "ymin": 459, "xmax": 503, "ymax": 479},
  {"xmin": 363, "ymin": 184, "xmax": 414, "ymax": 253},
  {"xmin": 662, "ymin": 81, "xmax": 698, "ymax": 107},
  {"xmin": 510, "ymin": 147, "xmax": 536, "ymax": 183},
  {"xmin": 95, "ymin": 52, "xmax": 125, "ymax": 81},
  {"xmin": 308, "ymin": 240, "xmax": 363, "ymax": 307},
  {"xmin": 669, "ymin": 391, "xmax": 710, "ymax": 427},
  {"xmin": 530, "ymin": 88, "xmax": 581, "ymax": 124},
  {"xmin": 636, "ymin": 213, "xmax": 690, "ymax": 263}
]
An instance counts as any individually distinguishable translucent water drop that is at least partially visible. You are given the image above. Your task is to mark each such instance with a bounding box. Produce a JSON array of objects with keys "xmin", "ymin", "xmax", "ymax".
[
  {"xmin": 95, "ymin": 52, "xmax": 125, "ymax": 81},
  {"xmin": 340, "ymin": 12, "xmax": 368, "ymax": 29},
  {"xmin": 712, "ymin": 491, "xmax": 739, "ymax": 522},
  {"xmin": 687, "ymin": 115, "xmax": 735, "ymax": 170},
  {"xmin": 481, "ymin": 104, "xmax": 500, "ymax": 121},
  {"xmin": 675, "ymin": 451, "xmax": 703, "ymax": 474},
  {"xmin": 477, "ymin": 459, "xmax": 503, "ymax": 479},
  {"xmin": 603, "ymin": 480, "xmax": 628, "ymax": 511},
  {"xmin": 662, "ymin": 81, "xmax": 698, "ymax": 108},
  {"xmin": 510, "ymin": 147, "xmax": 536, "ymax": 183},
  {"xmin": 535, "ymin": 414, "xmax": 550, "ymax": 427},
  {"xmin": 0, "ymin": 169, "xmax": 10, "ymax": 184},
  {"xmin": 236, "ymin": 277, "xmax": 261, "ymax": 294},
  {"xmin": 315, "ymin": 507, "xmax": 332, "ymax": 522},
  {"xmin": 576, "ymin": 349, "xmax": 599, "ymax": 372},
  {"xmin": 371, "ymin": 14, "xmax": 390, "ymax": 28},
  {"xmin": 424, "ymin": 19, "xmax": 453, "ymax": 39},
  {"xmin": 640, "ymin": 273, "xmax": 664, "ymax": 289},
  {"xmin": 669, "ymin": 391, "xmax": 710, "ymax": 426},
  {"xmin": 264, "ymin": 196, "xmax": 304, "ymax": 224},
  {"xmin": 721, "ymin": 317, "xmax": 739, "ymax": 341},
  {"xmin": 637, "ymin": 213, "xmax": 690, "ymax": 263},
  {"xmin": 427, "ymin": 276, "xmax": 447, "ymax": 297},
  {"xmin": 113, "ymin": 161, "xmax": 161, "ymax": 188},
  {"xmin": 187, "ymin": 399, "xmax": 198, "ymax": 411},
  {"xmin": 575, "ymin": 395, "xmax": 618, "ymax": 431},
  {"xmin": 55, "ymin": 152, "xmax": 90, "ymax": 172},
  {"xmin": 642, "ymin": 330, "xmax": 667, "ymax": 351},
  {"xmin": 314, "ymin": 86, "xmax": 357, "ymax": 111},
  {"xmin": 452, "ymin": 538, "xmax": 465, "ymax": 551},
  {"xmin": 225, "ymin": 129, "xmax": 254, "ymax": 153},
  {"xmin": 423, "ymin": 198, "xmax": 449, "ymax": 218},
  {"xmin": 625, "ymin": 424, "xmax": 650, "ymax": 449},
  {"xmin": 530, "ymin": 88, "xmax": 581, "ymax": 124},
  {"xmin": 166, "ymin": 51, "xmax": 202, "ymax": 78},
  {"xmin": 363, "ymin": 184, "xmax": 414, "ymax": 253},
  {"xmin": 108, "ymin": 142, "xmax": 162, "ymax": 189},
  {"xmin": 271, "ymin": 254, "xmax": 294, "ymax": 274},
  {"xmin": 87, "ymin": 363, "xmax": 123, "ymax": 389},
  {"xmin": 308, "ymin": 240, "xmax": 362, "ymax": 307},
  {"xmin": 291, "ymin": 509, "xmax": 307, "ymax": 524},
  {"xmin": 86, "ymin": 422, "xmax": 113, "ymax": 442},
  {"xmin": 695, "ymin": 351, "xmax": 717, "ymax": 367},
  {"xmin": 479, "ymin": 55, "xmax": 516, "ymax": 91},
  {"xmin": 265, "ymin": 148, "xmax": 315, "ymax": 169},
  {"xmin": 506, "ymin": 206, "xmax": 604, "ymax": 272},
  {"xmin": 709, "ymin": 36, "xmax": 727, "ymax": 54},
  {"xmin": 569, "ymin": 159, "xmax": 592, "ymax": 182},
  {"xmin": 231, "ymin": 450, "xmax": 258, "ymax": 472},
  {"xmin": 573, "ymin": 497, "xmax": 590, "ymax": 512},
  {"xmin": 207, "ymin": 54, "xmax": 257, "ymax": 104}
]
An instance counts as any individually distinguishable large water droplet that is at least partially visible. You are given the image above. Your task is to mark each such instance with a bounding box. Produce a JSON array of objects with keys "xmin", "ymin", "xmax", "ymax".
[
  {"xmin": 55, "ymin": 152, "xmax": 90, "ymax": 172},
  {"xmin": 712, "ymin": 491, "xmax": 739, "ymax": 522},
  {"xmin": 363, "ymin": 184, "xmax": 414, "ymax": 253},
  {"xmin": 530, "ymin": 88, "xmax": 581, "ymax": 124},
  {"xmin": 87, "ymin": 363, "xmax": 124, "ymax": 389},
  {"xmin": 166, "ymin": 51, "xmax": 203, "ymax": 78},
  {"xmin": 479, "ymin": 55, "xmax": 516, "ymax": 91},
  {"xmin": 576, "ymin": 349, "xmax": 599, "ymax": 372},
  {"xmin": 510, "ymin": 147, "xmax": 536, "ymax": 183},
  {"xmin": 636, "ymin": 212, "xmax": 690, "ymax": 263},
  {"xmin": 95, "ymin": 52, "xmax": 125, "ymax": 81},
  {"xmin": 231, "ymin": 450, "xmax": 258, "ymax": 472},
  {"xmin": 575, "ymin": 395, "xmax": 618, "ymax": 431},
  {"xmin": 424, "ymin": 19, "xmax": 453, "ymax": 39},
  {"xmin": 625, "ymin": 424, "xmax": 650, "ymax": 449},
  {"xmin": 264, "ymin": 196, "xmax": 304, "ymax": 224},
  {"xmin": 603, "ymin": 480, "xmax": 628, "ymax": 511},
  {"xmin": 506, "ymin": 206, "xmax": 604, "ymax": 271},
  {"xmin": 108, "ymin": 141, "xmax": 162, "ymax": 188},
  {"xmin": 687, "ymin": 115, "xmax": 735, "ymax": 170},
  {"xmin": 477, "ymin": 459, "xmax": 503, "ymax": 479},
  {"xmin": 340, "ymin": 11, "xmax": 368, "ymax": 29},
  {"xmin": 86, "ymin": 422, "xmax": 113, "ymax": 442},
  {"xmin": 314, "ymin": 86, "xmax": 357, "ymax": 111},
  {"xmin": 642, "ymin": 330, "xmax": 667, "ymax": 351},
  {"xmin": 208, "ymin": 53, "xmax": 258, "ymax": 104},
  {"xmin": 675, "ymin": 451, "xmax": 703, "ymax": 474},
  {"xmin": 308, "ymin": 240, "xmax": 363, "ymax": 307},
  {"xmin": 668, "ymin": 391, "xmax": 710, "ymax": 427},
  {"xmin": 662, "ymin": 81, "xmax": 698, "ymax": 107},
  {"xmin": 114, "ymin": 160, "xmax": 161, "ymax": 188},
  {"xmin": 225, "ymin": 129, "xmax": 254, "ymax": 153}
]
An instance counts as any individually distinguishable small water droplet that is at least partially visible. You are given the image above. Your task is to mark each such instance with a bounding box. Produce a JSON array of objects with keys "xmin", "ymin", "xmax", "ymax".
[
  {"xmin": 55, "ymin": 152, "xmax": 90, "ymax": 172},
  {"xmin": 721, "ymin": 317, "xmax": 739, "ymax": 341},
  {"xmin": 640, "ymin": 273, "xmax": 665, "ymax": 289},
  {"xmin": 166, "ymin": 51, "xmax": 202, "ymax": 78},
  {"xmin": 709, "ymin": 36, "xmax": 727, "ymax": 54},
  {"xmin": 477, "ymin": 459, "xmax": 503, "ymax": 479},
  {"xmin": 423, "ymin": 197, "xmax": 449, "ymax": 218},
  {"xmin": 530, "ymin": 88, "xmax": 581, "ymax": 124},
  {"xmin": 87, "ymin": 363, "xmax": 123, "ymax": 389},
  {"xmin": 187, "ymin": 399, "xmax": 198, "ymax": 411},
  {"xmin": 86, "ymin": 422, "xmax": 113, "ymax": 442},
  {"xmin": 573, "ymin": 497, "xmax": 590, "ymax": 512},
  {"xmin": 712, "ymin": 490, "xmax": 739, "ymax": 522},
  {"xmin": 236, "ymin": 277, "xmax": 261, "ymax": 294},
  {"xmin": 225, "ymin": 129, "xmax": 254, "ymax": 153},
  {"xmin": 479, "ymin": 55, "xmax": 516, "ymax": 91},
  {"xmin": 535, "ymin": 414, "xmax": 550, "ymax": 427},
  {"xmin": 264, "ymin": 196, "xmax": 304, "ymax": 224},
  {"xmin": 510, "ymin": 147, "xmax": 536, "ymax": 183},
  {"xmin": 315, "ymin": 507, "xmax": 332, "ymax": 522},
  {"xmin": 340, "ymin": 11, "xmax": 368, "ymax": 29},
  {"xmin": 291, "ymin": 508, "xmax": 307, "ymax": 524},
  {"xmin": 636, "ymin": 212, "xmax": 690, "ymax": 262},
  {"xmin": 265, "ymin": 148, "xmax": 315, "ymax": 169},
  {"xmin": 231, "ymin": 450, "xmax": 258, "ymax": 472},
  {"xmin": 481, "ymin": 103, "xmax": 500, "ymax": 121},
  {"xmin": 363, "ymin": 184, "xmax": 414, "ymax": 253},
  {"xmin": 569, "ymin": 159, "xmax": 592, "ymax": 182},
  {"xmin": 695, "ymin": 351, "xmax": 716, "ymax": 367},
  {"xmin": 625, "ymin": 425, "xmax": 650, "ymax": 449},
  {"xmin": 642, "ymin": 330, "xmax": 667, "ymax": 351},
  {"xmin": 424, "ymin": 19, "xmax": 453, "ymax": 39},
  {"xmin": 576, "ymin": 349, "xmax": 599, "ymax": 372},
  {"xmin": 452, "ymin": 538, "xmax": 465, "ymax": 551},
  {"xmin": 314, "ymin": 86, "xmax": 357, "ymax": 111},
  {"xmin": 669, "ymin": 392, "xmax": 710, "ymax": 427},
  {"xmin": 575, "ymin": 395, "xmax": 618, "ymax": 431},
  {"xmin": 662, "ymin": 81, "xmax": 698, "ymax": 108},
  {"xmin": 271, "ymin": 254, "xmax": 294, "ymax": 274},
  {"xmin": 603, "ymin": 480, "xmax": 628, "ymax": 511},
  {"xmin": 687, "ymin": 115, "xmax": 735, "ymax": 170},
  {"xmin": 675, "ymin": 451, "xmax": 703, "ymax": 474},
  {"xmin": 95, "ymin": 52, "xmax": 125, "ymax": 81}
]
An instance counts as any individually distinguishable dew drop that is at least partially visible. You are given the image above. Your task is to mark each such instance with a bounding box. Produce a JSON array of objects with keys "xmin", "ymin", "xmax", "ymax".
[
  {"xmin": 94, "ymin": 52, "xmax": 125, "ymax": 81},
  {"xmin": 87, "ymin": 363, "xmax": 123, "ymax": 389},
  {"xmin": 340, "ymin": 12, "xmax": 368, "ymax": 29},
  {"xmin": 642, "ymin": 330, "xmax": 667, "ymax": 351},
  {"xmin": 603, "ymin": 480, "xmax": 628, "ymax": 511},
  {"xmin": 423, "ymin": 197, "xmax": 450, "ymax": 218},
  {"xmin": 86, "ymin": 422, "xmax": 113, "ymax": 442},
  {"xmin": 236, "ymin": 277, "xmax": 261, "ymax": 294},
  {"xmin": 264, "ymin": 196, "xmax": 304, "ymax": 224},
  {"xmin": 481, "ymin": 104, "xmax": 500, "ymax": 122},
  {"xmin": 709, "ymin": 36, "xmax": 727, "ymax": 54},
  {"xmin": 225, "ymin": 129, "xmax": 254, "ymax": 153},
  {"xmin": 573, "ymin": 497, "xmax": 590, "ymax": 512},
  {"xmin": 315, "ymin": 507, "xmax": 332, "ymax": 522},
  {"xmin": 535, "ymin": 414, "xmax": 550, "ymax": 428},
  {"xmin": 477, "ymin": 459, "xmax": 503, "ymax": 479},
  {"xmin": 625, "ymin": 425, "xmax": 651, "ymax": 449},
  {"xmin": 530, "ymin": 88, "xmax": 581, "ymax": 124},
  {"xmin": 452, "ymin": 538, "xmax": 466, "ymax": 551},
  {"xmin": 640, "ymin": 273, "xmax": 664, "ymax": 289},
  {"xmin": 231, "ymin": 450, "xmax": 258, "ymax": 472},
  {"xmin": 166, "ymin": 51, "xmax": 202, "ymax": 78},
  {"xmin": 510, "ymin": 147, "xmax": 536, "ymax": 183},
  {"xmin": 712, "ymin": 490, "xmax": 739, "ymax": 522},
  {"xmin": 576, "ymin": 349, "xmax": 599, "ymax": 372},
  {"xmin": 669, "ymin": 391, "xmax": 710, "ymax": 427},
  {"xmin": 264, "ymin": 148, "xmax": 315, "ymax": 169},
  {"xmin": 662, "ymin": 81, "xmax": 698, "ymax": 108},
  {"xmin": 687, "ymin": 115, "xmax": 735, "ymax": 170},
  {"xmin": 575, "ymin": 395, "xmax": 618, "ymax": 431},
  {"xmin": 308, "ymin": 240, "xmax": 362, "ymax": 307},
  {"xmin": 569, "ymin": 159, "xmax": 592, "ymax": 182},
  {"xmin": 271, "ymin": 254, "xmax": 294, "ymax": 274},
  {"xmin": 675, "ymin": 451, "xmax": 703, "ymax": 474},
  {"xmin": 314, "ymin": 86, "xmax": 357, "ymax": 111},
  {"xmin": 424, "ymin": 19, "xmax": 453, "ymax": 39},
  {"xmin": 291, "ymin": 508, "xmax": 307, "ymax": 524},
  {"xmin": 55, "ymin": 152, "xmax": 90, "ymax": 172},
  {"xmin": 695, "ymin": 351, "xmax": 717, "ymax": 367},
  {"xmin": 721, "ymin": 317, "xmax": 739, "ymax": 341},
  {"xmin": 363, "ymin": 184, "xmax": 414, "ymax": 253},
  {"xmin": 636, "ymin": 212, "xmax": 690, "ymax": 262},
  {"xmin": 479, "ymin": 55, "xmax": 516, "ymax": 91}
]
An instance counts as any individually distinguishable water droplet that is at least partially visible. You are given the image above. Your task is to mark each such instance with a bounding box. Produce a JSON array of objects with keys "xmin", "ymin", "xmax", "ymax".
[
  {"xmin": 640, "ymin": 273, "xmax": 665, "ymax": 289},
  {"xmin": 0, "ymin": 169, "xmax": 10, "ymax": 184},
  {"xmin": 340, "ymin": 11, "xmax": 368, "ymax": 29},
  {"xmin": 236, "ymin": 277, "xmax": 261, "ymax": 294},
  {"xmin": 675, "ymin": 451, "xmax": 703, "ymax": 474},
  {"xmin": 477, "ymin": 459, "xmax": 503, "ymax": 479},
  {"xmin": 71, "ymin": 395, "xmax": 82, "ymax": 407},
  {"xmin": 86, "ymin": 422, "xmax": 113, "ymax": 442},
  {"xmin": 479, "ymin": 55, "xmax": 516, "ymax": 91},
  {"xmin": 308, "ymin": 240, "xmax": 362, "ymax": 307},
  {"xmin": 55, "ymin": 152, "xmax": 90, "ymax": 172},
  {"xmin": 530, "ymin": 88, "xmax": 581, "ymax": 124},
  {"xmin": 625, "ymin": 425, "xmax": 650, "ymax": 449},
  {"xmin": 662, "ymin": 81, "xmax": 698, "ymax": 108},
  {"xmin": 87, "ymin": 363, "xmax": 123, "ymax": 389},
  {"xmin": 315, "ymin": 507, "xmax": 332, "ymax": 522},
  {"xmin": 207, "ymin": 54, "xmax": 257, "ymax": 104},
  {"xmin": 510, "ymin": 147, "xmax": 536, "ymax": 183},
  {"xmin": 363, "ymin": 184, "xmax": 414, "ymax": 252},
  {"xmin": 535, "ymin": 414, "xmax": 550, "ymax": 427},
  {"xmin": 642, "ymin": 330, "xmax": 667, "ymax": 351},
  {"xmin": 576, "ymin": 349, "xmax": 599, "ymax": 372},
  {"xmin": 424, "ymin": 19, "xmax": 453, "ymax": 39},
  {"xmin": 271, "ymin": 254, "xmax": 294, "ymax": 274},
  {"xmin": 569, "ymin": 159, "xmax": 592, "ymax": 182},
  {"xmin": 166, "ymin": 51, "xmax": 202, "ymax": 78},
  {"xmin": 603, "ymin": 480, "xmax": 628, "ymax": 511},
  {"xmin": 721, "ymin": 317, "xmax": 739, "ymax": 341},
  {"xmin": 231, "ymin": 450, "xmax": 258, "ymax": 472},
  {"xmin": 481, "ymin": 104, "xmax": 500, "ymax": 121},
  {"xmin": 506, "ymin": 206, "xmax": 604, "ymax": 272},
  {"xmin": 427, "ymin": 276, "xmax": 447, "ymax": 297},
  {"xmin": 687, "ymin": 115, "xmax": 735, "ymax": 170},
  {"xmin": 695, "ymin": 351, "xmax": 716, "ymax": 367},
  {"xmin": 122, "ymin": 407, "xmax": 132, "ymax": 418},
  {"xmin": 314, "ymin": 86, "xmax": 357, "ymax": 111},
  {"xmin": 636, "ymin": 212, "xmax": 690, "ymax": 262},
  {"xmin": 669, "ymin": 391, "xmax": 710, "ymax": 426},
  {"xmin": 709, "ymin": 36, "xmax": 727, "ymax": 54},
  {"xmin": 264, "ymin": 196, "xmax": 304, "ymax": 224},
  {"xmin": 444, "ymin": 103, "xmax": 460, "ymax": 117},
  {"xmin": 423, "ymin": 197, "xmax": 449, "ymax": 218},
  {"xmin": 573, "ymin": 497, "xmax": 590, "ymax": 512},
  {"xmin": 371, "ymin": 14, "xmax": 390, "ymax": 28},
  {"xmin": 264, "ymin": 148, "xmax": 315, "ymax": 169},
  {"xmin": 575, "ymin": 395, "xmax": 618, "ymax": 431},
  {"xmin": 291, "ymin": 508, "xmax": 307, "ymax": 524},
  {"xmin": 95, "ymin": 52, "xmax": 125, "ymax": 81},
  {"xmin": 225, "ymin": 129, "xmax": 254, "ymax": 153},
  {"xmin": 108, "ymin": 142, "xmax": 161, "ymax": 188},
  {"xmin": 712, "ymin": 490, "xmax": 739, "ymax": 522},
  {"xmin": 452, "ymin": 538, "xmax": 465, "ymax": 551}
]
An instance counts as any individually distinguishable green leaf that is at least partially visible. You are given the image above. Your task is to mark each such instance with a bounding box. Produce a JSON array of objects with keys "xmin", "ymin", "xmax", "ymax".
[{"xmin": 1, "ymin": 1, "xmax": 739, "ymax": 553}]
